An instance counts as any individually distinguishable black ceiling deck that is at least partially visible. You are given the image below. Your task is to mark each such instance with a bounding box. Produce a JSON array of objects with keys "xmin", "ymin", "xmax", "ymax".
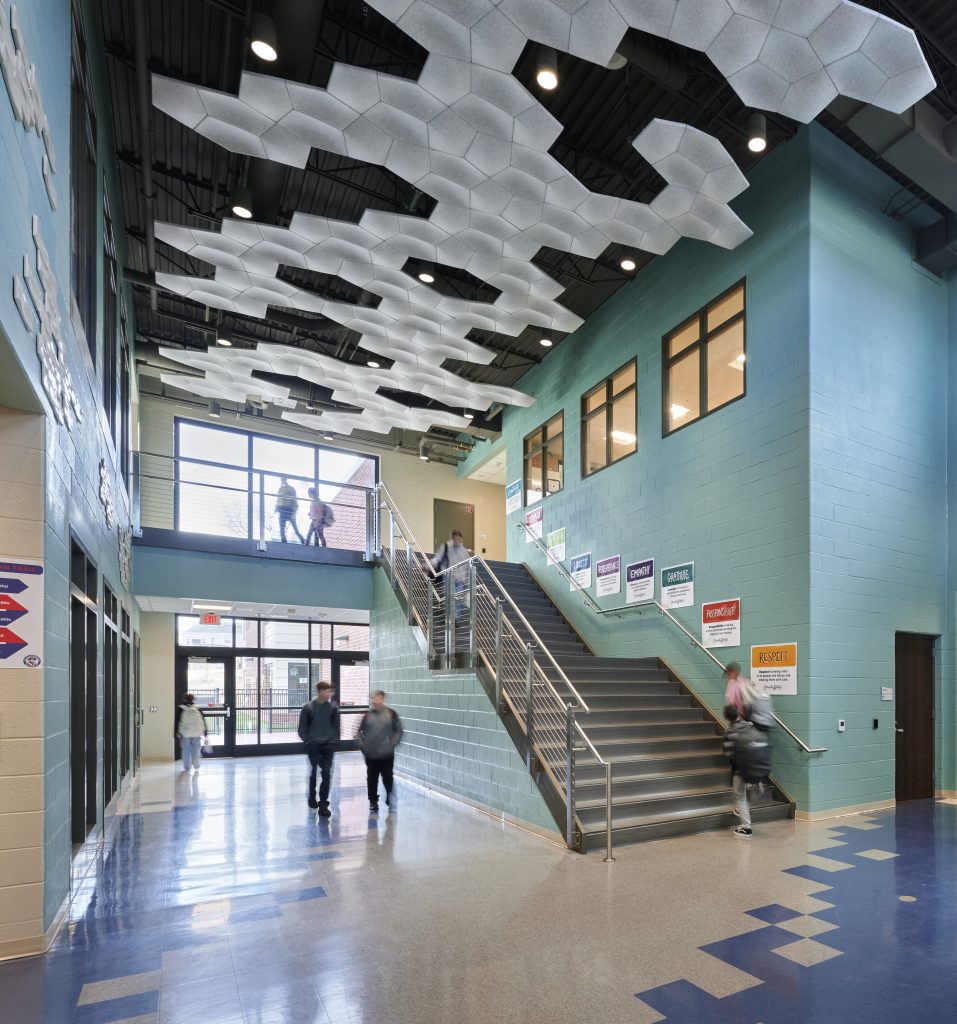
[{"xmin": 101, "ymin": 0, "xmax": 957, "ymax": 411}]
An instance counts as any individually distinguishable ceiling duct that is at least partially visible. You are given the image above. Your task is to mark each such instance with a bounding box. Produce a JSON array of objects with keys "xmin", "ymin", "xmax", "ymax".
[{"xmin": 611, "ymin": 32, "xmax": 687, "ymax": 92}]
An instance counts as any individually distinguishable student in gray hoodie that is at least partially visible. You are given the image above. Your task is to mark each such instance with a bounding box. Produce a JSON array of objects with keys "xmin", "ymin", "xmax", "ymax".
[
  {"xmin": 297, "ymin": 682, "xmax": 340, "ymax": 816},
  {"xmin": 356, "ymin": 690, "xmax": 403, "ymax": 812}
]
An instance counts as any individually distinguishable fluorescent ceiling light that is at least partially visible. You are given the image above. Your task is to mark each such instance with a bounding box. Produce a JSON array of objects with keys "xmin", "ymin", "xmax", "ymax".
[
  {"xmin": 193, "ymin": 602, "xmax": 232, "ymax": 612},
  {"xmin": 670, "ymin": 403, "xmax": 690, "ymax": 419},
  {"xmin": 611, "ymin": 430, "xmax": 636, "ymax": 444}
]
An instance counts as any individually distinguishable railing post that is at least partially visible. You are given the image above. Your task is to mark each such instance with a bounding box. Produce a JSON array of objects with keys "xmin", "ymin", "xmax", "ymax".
[
  {"xmin": 604, "ymin": 762, "xmax": 615, "ymax": 864},
  {"xmin": 468, "ymin": 562, "xmax": 477, "ymax": 668},
  {"xmin": 406, "ymin": 540, "xmax": 414, "ymax": 625},
  {"xmin": 364, "ymin": 489, "xmax": 376, "ymax": 561},
  {"xmin": 444, "ymin": 574, "xmax": 454, "ymax": 670},
  {"xmin": 494, "ymin": 599, "xmax": 504, "ymax": 711},
  {"xmin": 388, "ymin": 510, "xmax": 396, "ymax": 589},
  {"xmin": 525, "ymin": 642, "xmax": 536, "ymax": 770},
  {"xmin": 565, "ymin": 704, "xmax": 576, "ymax": 850},
  {"xmin": 427, "ymin": 582, "xmax": 435, "ymax": 663}
]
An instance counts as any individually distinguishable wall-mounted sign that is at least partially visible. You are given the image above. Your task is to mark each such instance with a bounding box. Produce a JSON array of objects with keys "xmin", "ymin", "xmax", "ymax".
[
  {"xmin": 546, "ymin": 527, "xmax": 565, "ymax": 566},
  {"xmin": 0, "ymin": 557, "xmax": 44, "ymax": 666},
  {"xmin": 570, "ymin": 552, "xmax": 592, "ymax": 591},
  {"xmin": 99, "ymin": 460, "xmax": 116, "ymax": 529},
  {"xmin": 596, "ymin": 554, "xmax": 621, "ymax": 597},
  {"xmin": 751, "ymin": 642, "xmax": 797, "ymax": 696},
  {"xmin": 702, "ymin": 598, "xmax": 741, "ymax": 649},
  {"xmin": 202, "ymin": 613, "xmax": 220, "ymax": 626},
  {"xmin": 661, "ymin": 562, "xmax": 694, "ymax": 609},
  {"xmin": 881, "ymin": 686, "xmax": 893, "ymax": 702},
  {"xmin": 505, "ymin": 480, "xmax": 521, "ymax": 514},
  {"xmin": 626, "ymin": 558, "xmax": 654, "ymax": 604},
  {"xmin": 524, "ymin": 506, "xmax": 543, "ymax": 542}
]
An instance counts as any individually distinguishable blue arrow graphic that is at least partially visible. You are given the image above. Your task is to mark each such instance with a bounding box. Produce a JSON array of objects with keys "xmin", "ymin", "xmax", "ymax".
[{"xmin": 0, "ymin": 578, "xmax": 28, "ymax": 594}]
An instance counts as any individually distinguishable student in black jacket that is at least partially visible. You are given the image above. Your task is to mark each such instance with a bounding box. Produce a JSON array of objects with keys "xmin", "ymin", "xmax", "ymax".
[{"xmin": 297, "ymin": 682, "xmax": 339, "ymax": 816}]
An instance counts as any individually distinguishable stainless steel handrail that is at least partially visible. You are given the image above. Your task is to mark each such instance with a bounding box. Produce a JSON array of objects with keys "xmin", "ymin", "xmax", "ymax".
[{"xmin": 517, "ymin": 521, "xmax": 827, "ymax": 755}]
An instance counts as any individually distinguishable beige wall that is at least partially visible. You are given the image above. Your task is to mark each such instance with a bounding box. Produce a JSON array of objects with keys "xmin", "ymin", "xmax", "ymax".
[
  {"xmin": 0, "ymin": 410, "xmax": 44, "ymax": 955},
  {"xmin": 139, "ymin": 612, "xmax": 175, "ymax": 762},
  {"xmin": 138, "ymin": 396, "xmax": 506, "ymax": 558}
]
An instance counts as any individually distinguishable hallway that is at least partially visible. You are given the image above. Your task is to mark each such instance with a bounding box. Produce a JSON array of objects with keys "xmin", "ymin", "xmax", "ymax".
[{"xmin": 1, "ymin": 756, "xmax": 955, "ymax": 1023}]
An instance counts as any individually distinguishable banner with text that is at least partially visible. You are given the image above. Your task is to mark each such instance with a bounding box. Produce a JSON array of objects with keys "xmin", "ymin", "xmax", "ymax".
[
  {"xmin": 0, "ymin": 557, "xmax": 44, "ymax": 667},
  {"xmin": 751, "ymin": 643, "xmax": 798, "ymax": 695},
  {"xmin": 546, "ymin": 527, "xmax": 566, "ymax": 566},
  {"xmin": 596, "ymin": 554, "xmax": 621, "ymax": 597},
  {"xmin": 626, "ymin": 559, "xmax": 655, "ymax": 603},
  {"xmin": 702, "ymin": 598, "xmax": 741, "ymax": 648},
  {"xmin": 524, "ymin": 506, "xmax": 543, "ymax": 542},
  {"xmin": 570, "ymin": 552, "xmax": 592, "ymax": 591},
  {"xmin": 661, "ymin": 562, "xmax": 694, "ymax": 609},
  {"xmin": 505, "ymin": 480, "xmax": 522, "ymax": 515}
]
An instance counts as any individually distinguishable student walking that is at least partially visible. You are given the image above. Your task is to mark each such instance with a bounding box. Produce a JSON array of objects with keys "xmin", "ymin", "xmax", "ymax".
[
  {"xmin": 430, "ymin": 528, "xmax": 470, "ymax": 619},
  {"xmin": 723, "ymin": 704, "xmax": 771, "ymax": 839},
  {"xmin": 176, "ymin": 693, "xmax": 208, "ymax": 774},
  {"xmin": 305, "ymin": 486, "xmax": 335, "ymax": 547},
  {"xmin": 356, "ymin": 690, "xmax": 403, "ymax": 812},
  {"xmin": 275, "ymin": 476, "xmax": 305, "ymax": 544},
  {"xmin": 297, "ymin": 682, "xmax": 339, "ymax": 816}
]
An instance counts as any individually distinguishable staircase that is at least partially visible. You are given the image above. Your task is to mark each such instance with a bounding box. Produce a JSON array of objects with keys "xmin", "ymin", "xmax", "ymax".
[{"xmin": 480, "ymin": 560, "xmax": 792, "ymax": 849}]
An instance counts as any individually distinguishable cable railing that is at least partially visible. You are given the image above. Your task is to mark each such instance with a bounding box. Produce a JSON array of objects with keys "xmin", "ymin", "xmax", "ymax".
[
  {"xmin": 373, "ymin": 484, "xmax": 613, "ymax": 857},
  {"xmin": 516, "ymin": 521, "xmax": 827, "ymax": 755}
]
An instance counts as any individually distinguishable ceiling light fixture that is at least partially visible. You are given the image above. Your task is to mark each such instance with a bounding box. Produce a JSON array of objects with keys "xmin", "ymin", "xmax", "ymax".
[
  {"xmin": 539, "ymin": 337, "xmax": 553, "ymax": 348},
  {"xmin": 464, "ymin": 412, "xmax": 473, "ymax": 420},
  {"xmin": 670, "ymin": 403, "xmax": 690, "ymax": 419},
  {"xmin": 216, "ymin": 323, "xmax": 232, "ymax": 347},
  {"xmin": 747, "ymin": 112, "xmax": 767, "ymax": 153},
  {"xmin": 536, "ymin": 46, "xmax": 559, "ymax": 90},
  {"xmin": 729, "ymin": 353, "xmax": 746, "ymax": 370},
  {"xmin": 620, "ymin": 257, "xmax": 637, "ymax": 272},
  {"xmin": 193, "ymin": 602, "xmax": 232, "ymax": 612},
  {"xmin": 322, "ymin": 433, "xmax": 335, "ymax": 441},
  {"xmin": 209, "ymin": 399, "xmax": 221, "ymax": 418},
  {"xmin": 418, "ymin": 440, "xmax": 430, "ymax": 462},
  {"xmin": 367, "ymin": 360, "xmax": 380, "ymax": 368},
  {"xmin": 611, "ymin": 430, "xmax": 636, "ymax": 444},
  {"xmin": 417, "ymin": 265, "xmax": 435, "ymax": 284},
  {"xmin": 230, "ymin": 186, "xmax": 254, "ymax": 219},
  {"xmin": 249, "ymin": 13, "xmax": 278, "ymax": 62}
]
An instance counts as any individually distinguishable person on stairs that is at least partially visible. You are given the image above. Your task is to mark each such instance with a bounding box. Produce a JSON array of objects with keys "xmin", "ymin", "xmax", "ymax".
[
  {"xmin": 723, "ymin": 704, "xmax": 771, "ymax": 840},
  {"xmin": 430, "ymin": 528, "xmax": 470, "ymax": 619},
  {"xmin": 298, "ymin": 682, "xmax": 339, "ymax": 816},
  {"xmin": 175, "ymin": 693, "xmax": 208, "ymax": 775},
  {"xmin": 357, "ymin": 690, "xmax": 403, "ymax": 813}
]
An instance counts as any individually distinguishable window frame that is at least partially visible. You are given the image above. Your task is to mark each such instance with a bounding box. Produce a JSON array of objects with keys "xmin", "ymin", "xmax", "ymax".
[
  {"xmin": 523, "ymin": 412, "xmax": 564, "ymax": 507},
  {"xmin": 580, "ymin": 359, "xmax": 637, "ymax": 479},
  {"xmin": 662, "ymin": 280, "xmax": 747, "ymax": 437},
  {"xmin": 102, "ymin": 189, "xmax": 118, "ymax": 440}
]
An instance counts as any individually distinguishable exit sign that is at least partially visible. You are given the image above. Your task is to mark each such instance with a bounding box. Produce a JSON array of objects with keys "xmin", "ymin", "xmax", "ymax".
[{"xmin": 202, "ymin": 613, "xmax": 219, "ymax": 625}]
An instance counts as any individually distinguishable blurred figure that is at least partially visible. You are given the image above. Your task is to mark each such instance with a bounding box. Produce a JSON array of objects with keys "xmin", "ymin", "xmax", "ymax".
[
  {"xmin": 305, "ymin": 486, "xmax": 335, "ymax": 547},
  {"xmin": 357, "ymin": 690, "xmax": 403, "ymax": 813},
  {"xmin": 723, "ymin": 704, "xmax": 771, "ymax": 840},
  {"xmin": 275, "ymin": 475, "xmax": 305, "ymax": 544},
  {"xmin": 723, "ymin": 661, "xmax": 774, "ymax": 729},
  {"xmin": 298, "ymin": 682, "xmax": 339, "ymax": 816},
  {"xmin": 175, "ymin": 693, "xmax": 208, "ymax": 775},
  {"xmin": 430, "ymin": 528, "xmax": 470, "ymax": 619}
]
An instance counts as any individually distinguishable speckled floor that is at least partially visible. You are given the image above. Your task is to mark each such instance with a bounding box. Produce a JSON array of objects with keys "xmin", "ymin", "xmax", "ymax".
[{"xmin": 0, "ymin": 754, "xmax": 953, "ymax": 1023}]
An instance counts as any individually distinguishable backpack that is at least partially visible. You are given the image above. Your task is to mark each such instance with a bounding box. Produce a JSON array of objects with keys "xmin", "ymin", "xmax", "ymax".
[
  {"xmin": 320, "ymin": 503, "xmax": 335, "ymax": 526},
  {"xmin": 745, "ymin": 689, "xmax": 775, "ymax": 731},
  {"xmin": 728, "ymin": 721, "xmax": 771, "ymax": 783},
  {"xmin": 432, "ymin": 543, "xmax": 449, "ymax": 573}
]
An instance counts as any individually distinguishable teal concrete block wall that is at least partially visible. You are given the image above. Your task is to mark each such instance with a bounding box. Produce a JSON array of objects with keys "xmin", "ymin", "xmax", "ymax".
[
  {"xmin": 500, "ymin": 132, "xmax": 814, "ymax": 805},
  {"xmin": 807, "ymin": 127, "xmax": 950, "ymax": 811},
  {"xmin": 946, "ymin": 272, "xmax": 957, "ymax": 795},
  {"xmin": 369, "ymin": 572, "xmax": 559, "ymax": 834}
]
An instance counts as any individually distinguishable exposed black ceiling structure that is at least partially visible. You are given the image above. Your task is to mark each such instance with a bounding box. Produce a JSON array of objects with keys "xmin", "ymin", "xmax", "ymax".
[{"xmin": 99, "ymin": 0, "xmax": 957, "ymax": 451}]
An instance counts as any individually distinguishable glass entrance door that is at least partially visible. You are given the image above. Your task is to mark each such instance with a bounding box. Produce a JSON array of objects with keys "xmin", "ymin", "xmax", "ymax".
[
  {"xmin": 176, "ymin": 655, "xmax": 235, "ymax": 757},
  {"xmin": 335, "ymin": 656, "xmax": 370, "ymax": 748}
]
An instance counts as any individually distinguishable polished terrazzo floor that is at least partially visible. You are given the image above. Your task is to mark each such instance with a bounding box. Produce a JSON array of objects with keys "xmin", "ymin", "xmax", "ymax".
[{"xmin": 1, "ymin": 755, "xmax": 955, "ymax": 1023}]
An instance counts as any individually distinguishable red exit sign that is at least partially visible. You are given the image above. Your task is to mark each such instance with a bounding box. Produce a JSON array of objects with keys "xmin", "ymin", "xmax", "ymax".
[{"xmin": 202, "ymin": 613, "xmax": 219, "ymax": 625}]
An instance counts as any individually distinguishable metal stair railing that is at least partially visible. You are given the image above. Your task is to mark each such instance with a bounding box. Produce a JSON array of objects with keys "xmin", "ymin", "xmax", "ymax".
[
  {"xmin": 516, "ymin": 521, "xmax": 827, "ymax": 755},
  {"xmin": 372, "ymin": 484, "xmax": 614, "ymax": 857}
]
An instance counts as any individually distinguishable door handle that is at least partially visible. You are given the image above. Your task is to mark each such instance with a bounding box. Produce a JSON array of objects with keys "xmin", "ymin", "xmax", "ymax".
[
  {"xmin": 896, "ymin": 728, "xmax": 904, "ymax": 733},
  {"xmin": 137, "ymin": 708, "xmax": 144, "ymax": 726}
]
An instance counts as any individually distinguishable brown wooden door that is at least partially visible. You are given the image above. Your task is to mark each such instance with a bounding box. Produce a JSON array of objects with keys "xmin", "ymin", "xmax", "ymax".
[{"xmin": 895, "ymin": 633, "xmax": 935, "ymax": 801}]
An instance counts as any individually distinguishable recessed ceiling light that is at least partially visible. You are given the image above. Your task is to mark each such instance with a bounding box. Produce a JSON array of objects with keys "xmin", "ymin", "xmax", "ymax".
[
  {"xmin": 367, "ymin": 360, "xmax": 380, "ymax": 368},
  {"xmin": 540, "ymin": 337, "xmax": 553, "ymax": 348},
  {"xmin": 620, "ymin": 258, "xmax": 637, "ymax": 272},
  {"xmin": 250, "ymin": 14, "xmax": 278, "ymax": 62}
]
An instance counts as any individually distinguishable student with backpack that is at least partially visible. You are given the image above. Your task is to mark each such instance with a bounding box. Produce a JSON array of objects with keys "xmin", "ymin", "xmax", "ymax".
[
  {"xmin": 430, "ymin": 528, "xmax": 470, "ymax": 619},
  {"xmin": 723, "ymin": 704, "xmax": 772, "ymax": 839},
  {"xmin": 356, "ymin": 690, "xmax": 403, "ymax": 813},
  {"xmin": 305, "ymin": 487, "xmax": 335, "ymax": 547},
  {"xmin": 175, "ymin": 693, "xmax": 208, "ymax": 774}
]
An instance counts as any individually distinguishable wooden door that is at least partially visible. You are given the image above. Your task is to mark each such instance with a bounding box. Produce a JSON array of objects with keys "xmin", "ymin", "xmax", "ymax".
[{"xmin": 895, "ymin": 633, "xmax": 935, "ymax": 801}]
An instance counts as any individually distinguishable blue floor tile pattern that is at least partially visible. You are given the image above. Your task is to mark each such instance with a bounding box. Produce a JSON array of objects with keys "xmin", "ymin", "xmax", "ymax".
[{"xmin": 635, "ymin": 801, "xmax": 957, "ymax": 1022}]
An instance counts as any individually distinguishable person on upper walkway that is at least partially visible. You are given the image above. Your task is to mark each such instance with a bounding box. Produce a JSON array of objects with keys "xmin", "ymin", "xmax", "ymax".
[{"xmin": 275, "ymin": 476, "xmax": 305, "ymax": 544}]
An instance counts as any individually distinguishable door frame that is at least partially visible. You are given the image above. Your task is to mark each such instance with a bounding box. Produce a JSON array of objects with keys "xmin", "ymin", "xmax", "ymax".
[{"xmin": 175, "ymin": 654, "xmax": 236, "ymax": 758}]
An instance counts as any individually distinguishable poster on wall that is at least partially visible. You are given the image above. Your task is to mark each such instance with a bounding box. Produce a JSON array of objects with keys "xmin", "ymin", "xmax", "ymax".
[
  {"xmin": 524, "ymin": 506, "xmax": 543, "ymax": 543},
  {"xmin": 546, "ymin": 528, "xmax": 566, "ymax": 566},
  {"xmin": 626, "ymin": 559, "xmax": 655, "ymax": 604},
  {"xmin": 596, "ymin": 555, "xmax": 621, "ymax": 597},
  {"xmin": 701, "ymin": 599, "xmax": 741, "ymax": 649},
  {"xmin": 751, "ymin": 643, "xmax": 798, "ymax": 695},
  {"xmin": 505, "ymin": 480, "xmax": 522, "ymax": 515},
  {"xmin": 661, "ymin": 562, "xmax": 695, "ymax": 609},
  {"xmin": 570, "ymin": 552, "xmax": 592, "ymax": 591},
  {"xmin": 0, "ymin": 557, "xmax": 44, "ymax": 667}
]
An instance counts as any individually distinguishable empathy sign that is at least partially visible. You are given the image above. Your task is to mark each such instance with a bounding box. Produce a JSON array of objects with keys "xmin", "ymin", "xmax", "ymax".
[
  {"xmin": 0, "ymin": 558, "xmax": 44, "ymax": 666},
  {"xmin": 701, "ymin": 598, "xmax": 741, "ymax": 649},
  {"xmin": 625, "ymin": 559, "xmax": 654, "ymax": 603}
]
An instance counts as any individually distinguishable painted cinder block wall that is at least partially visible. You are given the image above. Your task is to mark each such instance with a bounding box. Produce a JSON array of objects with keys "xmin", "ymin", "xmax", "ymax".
[
  {"xmin": 807, "ymin": 127, "xmax": 950, "ymax": 811},
  {"xmin": 0, "ymin": 0, "xmax": 139, "ymax": 952},
  {"xmin": 369, "ymin": 573, "xmax": 558, "ymax": 835},
  {"xmin": 502, "ymin": 132, "xmax": 814, "ymax": 806}
]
